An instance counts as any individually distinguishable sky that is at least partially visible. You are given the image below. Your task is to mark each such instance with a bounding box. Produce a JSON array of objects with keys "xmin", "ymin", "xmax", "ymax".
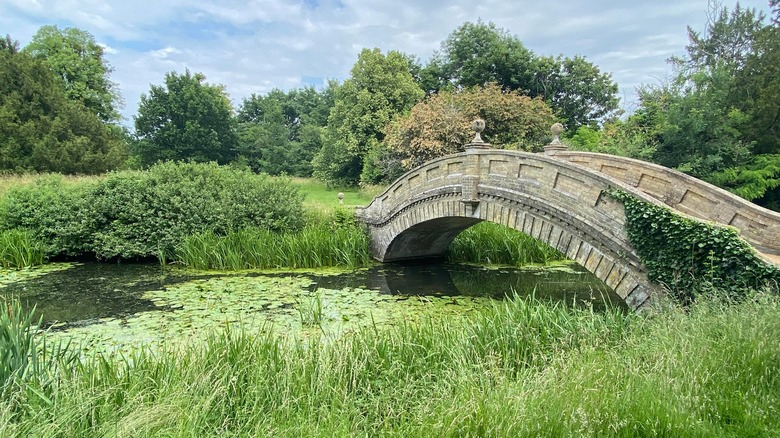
[{"xmin": 2, "ymin": 0, "xmax": 773, "ymax": 126}]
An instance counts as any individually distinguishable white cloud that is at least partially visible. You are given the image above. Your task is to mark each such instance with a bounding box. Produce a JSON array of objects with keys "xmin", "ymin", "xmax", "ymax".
[{"xmin": 2, "ymin": 0, "xmax": 773, "ymax": 124}]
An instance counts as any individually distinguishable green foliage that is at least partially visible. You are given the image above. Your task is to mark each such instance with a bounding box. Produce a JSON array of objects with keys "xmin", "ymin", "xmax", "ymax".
[
  {"xmin": 0, "ymin": 230, "xmax": 45, "ymax": 268},
  {"xmin": 425, "ymin": 20, "xmax": 619, "ymax": 129},
  {"xmin": 623, "ymin": 2, "xmax": 780, "ymax": 211},
  {"xmin": 425, "ymin": 20, "xmax": 534, "ymax": 92},
  {"xmin": 134, "ymin": 70, "xmax": 238, "ymax": 167},
  {"xmin": 4, "ymin": 294, "xmax": 780, "ymax": 435},
  {"xmin": 707, "ymin": 154, "xmax": 780, "ymax": 202},
  {"xmin": 175, "ymin": 221, "xmax": 371, "ymax": 270},
  {"xmin": 313, "ymin": 48, "xmax": 424, "ymax": 186},
  {"xmin": 236, "ymin": 86, "xmax": 333, "ymax": 176},
  {"xmin": 0, "ymin": 43, "xmax": 128, "ymax": 174},
  {"xmin": 1, "ymin": 298, "xmax": 77, "ymax": 409},
  {"xmin": 0, "ymin": 175, "xmax": 95, "ymax": 256},
  {"xmin": 609, "ymin": 190, "xmax": 779, "ymax": 301},
  {"xmin": 23, "ymin": 25, "xmax": 121, "ymax": 123},
  {"xmin": 568, "ymin": 120, "xmax": 658, "ymax": 161},
  {"xmin": 446, "ymin": 222, "xmax": 564, "ymax": 266},
  {"xmin": 640, "ymin": 68, "xmax": 754, "ymax": 179},
  {"xmin": 0, "ymin": 163, "xmax": 306, "ymax": 260}
]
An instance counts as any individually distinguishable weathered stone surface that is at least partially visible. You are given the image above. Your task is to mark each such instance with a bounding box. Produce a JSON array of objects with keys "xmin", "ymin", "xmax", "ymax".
[
  {"xmin": 356, "ymin": 148, "xmax": 780, "ymax": 311},
  {"xmin": 553, "ymin": 151, "xmax": 780, "ymax": 259}
]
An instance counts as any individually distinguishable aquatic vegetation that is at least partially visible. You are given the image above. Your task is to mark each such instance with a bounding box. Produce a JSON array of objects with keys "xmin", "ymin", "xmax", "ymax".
[
  {"xmin": 0, "ymin": 230, "xmax": 45, "ymax": 268},
  {"xmin": 296, "ymin": 291, "xmax": 324, "ymax": 326},
  {"xmin": 2, "ymin": 293, "xmax": 779, "ymax": 436},
  {"xmin": 174, "ymin": 223, "xmax": 372, "ymax": 270},
  {"xmin": 43, "ymin": 272, "xmax": 499, "ymax": 358},
  {"xmin": 0, "ymin": 297, "xmax": 77, "ymax": 408}
]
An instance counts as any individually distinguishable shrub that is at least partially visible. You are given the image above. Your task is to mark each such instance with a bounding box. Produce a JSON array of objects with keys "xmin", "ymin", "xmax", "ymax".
[
  {"xmin": 0, "ymin": 175, "xmax": 94, "ymax": 256},
  {"xmin": 0, "ymin": 163, "xmax": 307, "ymax": 260}
]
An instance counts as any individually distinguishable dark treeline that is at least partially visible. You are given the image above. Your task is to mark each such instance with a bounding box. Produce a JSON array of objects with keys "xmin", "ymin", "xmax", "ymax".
[{"xmin": 2, "ymin": 1, "xmax": 779, "ymax": 211}]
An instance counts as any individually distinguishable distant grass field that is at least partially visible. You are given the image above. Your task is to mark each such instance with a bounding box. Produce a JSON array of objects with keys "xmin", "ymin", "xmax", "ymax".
[
  {"xmin": 0, "ymin": 173, "xmax": 100, "ymax": 198},
  {"xmin": 291, "ymin": 177, "xmax": 383, "ymax": 213}
]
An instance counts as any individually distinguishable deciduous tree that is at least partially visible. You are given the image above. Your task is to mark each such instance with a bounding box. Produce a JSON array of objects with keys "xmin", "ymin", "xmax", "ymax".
[
  {"xmin": 134, "ymin": 70, "xmax": 238, "ymax": 166},
  {"xmin": 381, "ymin": 83, "xmax": 555, "ymax": 176},
  {"xmin": 313, "ymin": 48, "xmax": 424, "ymax": 185},
  {"xmin": 24, "ymin": 25, "xmax": 121, "ymax": 123}
]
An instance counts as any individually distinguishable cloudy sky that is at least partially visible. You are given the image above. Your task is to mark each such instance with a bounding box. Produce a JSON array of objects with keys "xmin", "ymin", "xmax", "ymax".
[{"xmin": 2, "ymin": 0, "xmax": 773, "ymax": 126}]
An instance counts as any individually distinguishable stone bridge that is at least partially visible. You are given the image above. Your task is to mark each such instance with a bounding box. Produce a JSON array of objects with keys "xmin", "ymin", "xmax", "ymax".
[{"xmin": 356, "ymin": 125, "xmax": 780, "ymax": 311}]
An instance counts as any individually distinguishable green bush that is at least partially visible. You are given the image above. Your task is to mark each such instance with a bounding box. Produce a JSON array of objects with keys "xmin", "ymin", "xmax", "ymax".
[
  {"xmin": 0, "ymin": 175, "xmax": 94, "ymax": 257},
  {"xmin": 0, "ymin": 162, "xmax": 307, "ymax": 260}
]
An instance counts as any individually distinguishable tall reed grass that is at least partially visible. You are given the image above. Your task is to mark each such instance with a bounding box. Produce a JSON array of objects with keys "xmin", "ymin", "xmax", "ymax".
[
  {"xmin": 174, "ymin": 223, "xmax": 372, "ymax": 270},
  {"xmin": 447, "ymin": 221, "xmax": 565, "ymax": 265},
  {"xmin": 0, "ymin": 298, "xmax": 77, "ymax": 411},
  {"xmin": 3, "ymin": 293, "xmax": 778, "ymax": 436},
  {"xmin": 0, "ymin": 230, "xmax": 45, "ymax": 268}
]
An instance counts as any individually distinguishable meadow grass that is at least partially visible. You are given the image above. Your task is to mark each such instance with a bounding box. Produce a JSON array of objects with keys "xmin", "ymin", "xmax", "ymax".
[
  {"xmin": 1, "ymin": 292, "xmax": 778, "ymax": 436},
  {"xmin": 0, "ymin": 173, "xmax": 100, "ymax": 199},
  {"xmin": 292, "ymin": 177, "xmax": 381, "ymax": 215}
]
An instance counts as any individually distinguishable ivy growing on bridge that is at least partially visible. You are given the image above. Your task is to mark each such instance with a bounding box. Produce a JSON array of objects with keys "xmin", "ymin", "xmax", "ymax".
[{"xmin": 608, "ymin": 190, "xmax": 780, "ymax": 303}]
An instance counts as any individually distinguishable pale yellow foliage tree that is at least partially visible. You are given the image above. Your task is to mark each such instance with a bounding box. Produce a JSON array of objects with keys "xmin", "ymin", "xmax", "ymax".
[{"xmin": 383, "ymin": 83, "xmax": 556, "ymax": 170}]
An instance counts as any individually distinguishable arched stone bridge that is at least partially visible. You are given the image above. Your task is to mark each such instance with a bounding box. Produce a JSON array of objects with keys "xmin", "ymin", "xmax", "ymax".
[{"xmin": 356, "ymin": 141, "xmax": 780, "ymax": 311}]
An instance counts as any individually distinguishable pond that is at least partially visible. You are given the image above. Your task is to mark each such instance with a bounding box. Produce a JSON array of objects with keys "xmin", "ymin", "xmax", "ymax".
[{"xmin": 0, "ymin": 261, "xmax": 625, "ymax": 356}]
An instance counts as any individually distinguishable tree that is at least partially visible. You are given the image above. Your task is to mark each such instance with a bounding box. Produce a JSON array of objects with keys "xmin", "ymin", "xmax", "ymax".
[
  {"xmin": 626, "ymin": 1, "xmax": 780, "ymax": 211},
  {"xmin": 134, "ymin": 70, "xmax": 238, "ymax": 167},
  {"xmin": 381, "ymin": 83, "xmax": 556, "ymax": 174},
  {"xmin": 425, "ymin": 21, "xmax": 534, "ymax": 92},
  {"xmin": 424, "ymin": 21, "xmax": 619, "ymax": 129},
  {"xmin": 0, "ymin": 38, "xmax": 127, "ymax": 173},
  {"xmin": 24, "ymin": 25, "xmax": 121, "ymax": 123},
  {"xmin": 313, "ymin": 48, "xmax": 424, "ymax": 185},
  {"xmin": 236, "ymin": 85, "xmax": 334, "ymax": 176},
  {"xmin": 530, "ymin": 55, "xmax": 619, "ymax": 129}
]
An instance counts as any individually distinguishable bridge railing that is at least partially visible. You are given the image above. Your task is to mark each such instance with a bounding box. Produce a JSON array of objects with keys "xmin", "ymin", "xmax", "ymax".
[{"xmin": 550, "ymin": 151, "xmax": 780, "ymax": 256}]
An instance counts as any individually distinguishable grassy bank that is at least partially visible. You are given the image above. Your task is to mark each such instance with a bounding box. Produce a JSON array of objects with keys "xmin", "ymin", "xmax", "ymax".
[{"xmin": 1, "ymin": 293, "xmax": 778, "ymax": 436}]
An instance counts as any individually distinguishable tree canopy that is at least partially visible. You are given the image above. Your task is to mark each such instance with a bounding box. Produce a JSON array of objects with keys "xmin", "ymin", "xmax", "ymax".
[
  {"xmin": 423, "ymin": 20, "xmax": 619, "ymax": 130},
  {"xmin": 134, "ymin": 70, "xmax": 238, "ymax": 167},
  {"xmin": 313, "ymin": 48, "xmax": 424, "ymax": 185},
  {"xmin": 24, "ymin": 25, "xmax": 121, "ymax": 123},
  {"xmin": 236, "ymin": 85, "xmax": 334, "ymax": 176},
  {"xmin": 382, "ymin": 83, "xmax": 556, "ymax": 173},
  {"xmin": 0, "ymin": 38, "xmax": 127, "ymax": 174}
]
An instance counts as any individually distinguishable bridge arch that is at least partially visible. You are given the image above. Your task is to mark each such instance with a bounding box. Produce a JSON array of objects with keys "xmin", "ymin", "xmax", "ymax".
[{"xmin": 357, "ymin": 148, "xmax": 675, "ymax": 311}]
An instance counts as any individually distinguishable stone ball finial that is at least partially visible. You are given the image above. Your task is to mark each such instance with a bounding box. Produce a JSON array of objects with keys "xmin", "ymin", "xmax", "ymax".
[
  {"xmin": 550, "ymin": 123, "xmax": 564, "ymax": 144},
  {"xmin": 471, "ymin": 118, "xmax": 486, "ymax": 144}
]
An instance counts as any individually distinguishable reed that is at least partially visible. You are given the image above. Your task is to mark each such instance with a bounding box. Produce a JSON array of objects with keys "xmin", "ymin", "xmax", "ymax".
[
  {"xmin": 0, "ymin": 296, "xmax": 780, "ymax": 437},
  {"xmin": 0, "ymin": 298, "xmax": 77, "ymax": 410},
  {"xmin": 3, "ymin": 293, "xmax": 779, "ymax": 436},
  {"xmin": 447, "ymin": 221, "xmax": 565, "ymax": 265},
  {"xmin": 174, "ymin": 223, "xmax": 372, "ymax": 270},
  {"xmin": 0, "ymin": 230, "xmax": 45, "ymax": 268}
]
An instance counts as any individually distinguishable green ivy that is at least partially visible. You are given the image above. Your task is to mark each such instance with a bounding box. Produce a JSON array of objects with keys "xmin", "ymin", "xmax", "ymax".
[{"xmin": 608, "ymin": 190, "xmax": 780, "ymax": 302}]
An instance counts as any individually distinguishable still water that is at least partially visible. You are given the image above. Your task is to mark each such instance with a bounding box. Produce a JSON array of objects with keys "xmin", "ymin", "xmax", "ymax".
[{"xmin": 1, "ymin": 261, "xmax": 624, "ymax": 355}]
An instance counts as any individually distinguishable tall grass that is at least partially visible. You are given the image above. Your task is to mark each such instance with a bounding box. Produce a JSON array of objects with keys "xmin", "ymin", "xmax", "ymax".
[
  {"xmin": 447, "ymin": 221, "xmax": 565, "ymax": 265},
  {"xmin": 0, "ymin": 230, "xmax": 45, "ymax": 268},
  {"xmin": 175, "ymin": 223, "xmax": 372, "ymax": 270},
  {"xmin": 0, "ymin": 298, "xmax": 77, "ymax": 412},
  {"xmin": 2, "ymin": 293, "xmax": 779, "ymax": 436}
]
